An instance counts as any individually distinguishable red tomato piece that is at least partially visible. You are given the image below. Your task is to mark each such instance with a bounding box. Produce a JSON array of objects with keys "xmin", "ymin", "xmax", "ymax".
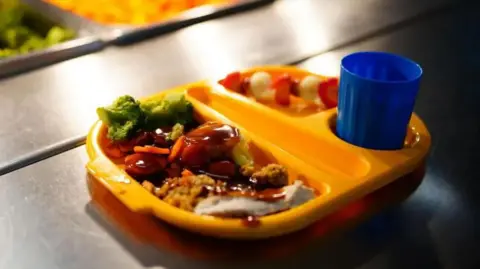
[
  {"xmin": 219, "ymin": 71, "xmax": 242, "ymax": 92},
  {"xmin": 318, "ymin": 77, "xmax": 339, "ymax": 108},
  {"xmin": 272, "ymin": 74, "xmax": 293, "ymax": 106}
]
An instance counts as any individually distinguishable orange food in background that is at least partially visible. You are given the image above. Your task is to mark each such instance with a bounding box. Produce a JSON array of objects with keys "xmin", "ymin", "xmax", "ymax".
[{"xmin": 45, "ymin": 0, "xmax": 235, "ymax": 25}]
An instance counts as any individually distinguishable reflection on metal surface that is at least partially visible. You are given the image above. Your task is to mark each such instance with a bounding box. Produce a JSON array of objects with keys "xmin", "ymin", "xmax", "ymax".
[
  {"xmin": 299, "ymin": 52, "xmax": 342, "ymax": 77},
  {"xmin": 87, "ymin": 160, "xmax": 424, "ymax": 260},
  {"xmin": 273, "ymin": 0, "xmax": 328, "ymax": 54},
  {"xmin": 176, "ymin": 22, "xmax": 242, "ymax": 78}
]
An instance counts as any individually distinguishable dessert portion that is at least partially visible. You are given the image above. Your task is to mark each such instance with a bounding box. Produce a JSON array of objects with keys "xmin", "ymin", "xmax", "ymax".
[{"xmin": 219, "ymin": 70, "xmax": 339, "ymax": 114}]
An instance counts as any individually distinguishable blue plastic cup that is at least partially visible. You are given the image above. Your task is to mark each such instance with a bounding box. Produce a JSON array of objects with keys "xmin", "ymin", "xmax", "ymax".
[{"xmin": 336, "ymin": 52, "xmax": 423, "ymax": 150}]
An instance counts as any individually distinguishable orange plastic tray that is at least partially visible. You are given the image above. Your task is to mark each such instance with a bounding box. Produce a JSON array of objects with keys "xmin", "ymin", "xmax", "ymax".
[{"xmin": 86, "ymin": 66, "xmax": 431, "ymax": 239}]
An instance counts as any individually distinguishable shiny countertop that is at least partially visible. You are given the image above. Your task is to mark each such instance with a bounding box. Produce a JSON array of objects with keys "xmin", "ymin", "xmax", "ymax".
[
  {"xmin": 1, "ymin": 0, "xmax": 480, "ymax": 269},
  {"xmin": 0, "ymin": 0, "xmax": 454, "ymax": 174}
]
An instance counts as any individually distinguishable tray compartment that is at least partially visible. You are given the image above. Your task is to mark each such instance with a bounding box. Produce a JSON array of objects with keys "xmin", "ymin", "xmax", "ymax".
[
  {"xmin": 87, "ymin": 83, "xmax": 342, "ymax": 239},
  {"xmin": 187, "ymin": 84, "xmax": 371, "ymax": 179}
]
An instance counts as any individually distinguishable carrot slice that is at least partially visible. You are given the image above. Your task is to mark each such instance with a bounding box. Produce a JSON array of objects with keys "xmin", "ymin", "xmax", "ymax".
[
  {"xmin": 134, "ymin": 146, "xmax": 170, "ymax": 155},
  {"xmin": 181, "ymin": 169, "xmax": 194, "ymax": 177},
  {"xmin": 168, "ymin": 135, "xmax": 185, "ymax": 162}
]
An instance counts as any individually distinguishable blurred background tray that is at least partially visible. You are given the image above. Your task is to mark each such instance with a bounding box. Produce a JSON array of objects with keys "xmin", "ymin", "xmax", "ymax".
[{"xmin": 0, "ymin": 1, "xmax": 104, "ymax": 78}]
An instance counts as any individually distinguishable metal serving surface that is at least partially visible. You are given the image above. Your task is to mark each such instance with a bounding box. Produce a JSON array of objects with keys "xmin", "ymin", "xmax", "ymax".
[
  {"xmin": 1, "ymin": 4, "xmax": 479, "ymax": 268},
  {"xmin": 0, "ymin": 0, "xmax": 454, "ymax": 174}
]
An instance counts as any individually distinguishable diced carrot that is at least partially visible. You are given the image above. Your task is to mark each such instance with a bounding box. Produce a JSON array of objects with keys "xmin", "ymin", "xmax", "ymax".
[
  {"xmin": 134, "ymin": 145, "xmax": 170, "ymax": 155},
  {"xmin": 181, "ymin": 169, "xmax": 195, "ymax": 177},
  {"xmin": 168, "ymin": 135, "xmax": 185, "ymax": 162}
]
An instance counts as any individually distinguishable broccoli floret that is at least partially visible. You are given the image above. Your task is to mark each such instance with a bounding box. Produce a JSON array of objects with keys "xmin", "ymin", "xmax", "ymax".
[
  {"xmin": 45, "ymin": 26, "xmax": 74, "ymax": 45},
  {"xmin": 2, "ymin": 26, "xmax": 33, "ymax": 48},
  {"xmin": 96, "ymin": 95, "xmax": 143, "ymax": 141},
  {"xmin": 140, "ymin": 92, "xmax": 194, "ymax": 129},
  {"xmin": 18, "ymin": 36, "xmax": 46, "ymax": 53},
  {"xmin": 0, "ymin": 48, "xmax": 17, "ymax": 58},
  {"xmin": 96, "ymin": 93, "xmax": 194, "ymax": 141}
]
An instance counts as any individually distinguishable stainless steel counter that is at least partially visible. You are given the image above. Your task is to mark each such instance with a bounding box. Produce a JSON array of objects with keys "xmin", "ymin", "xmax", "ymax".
[
  {"xmin": 1, "ymin": 2, "xmax": 479, "ymax": 268},
  {"xmin": 0, "ymin": 0, "xmax": 454, "ymax": 174}
]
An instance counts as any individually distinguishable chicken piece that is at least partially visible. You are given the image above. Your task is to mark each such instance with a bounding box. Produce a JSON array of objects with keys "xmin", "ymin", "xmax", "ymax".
[
  {"xmin": 252, "ymin": 164, "xmax": 288, "ymax": 187},
  {"xmin": 194, "ymin": 180, "xmax": 315, "ymax": 217}
]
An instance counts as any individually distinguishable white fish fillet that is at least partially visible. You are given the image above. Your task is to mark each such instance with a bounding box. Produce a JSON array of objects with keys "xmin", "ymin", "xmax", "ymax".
[{"xmin": 194, "ymin": 180, "xmax": 315, "ymax": 217}]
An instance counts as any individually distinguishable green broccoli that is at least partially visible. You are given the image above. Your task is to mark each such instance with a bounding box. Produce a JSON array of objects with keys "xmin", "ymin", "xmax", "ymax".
[
  {"xmin": 0, "ymin": 48, "xmax": 17, "ymax": 58},
  {"xmin": 0, "ymin": 1, "xmax": 24, "ymax": 32},
  {"xmin": 1, "ymin": 26, "xmax": 32, "ymax": 48},
  {"xmin": 96, "ymin": 95, "xmax": 143, "ymax": 141},
  {"xmin": 46, "ymin": 26, "xmax": 75, "ymax": 46},
  {"xmin": 19, "ymin": 35, "xmax": 46, "ymax": 53},
  {"xmin": 140, "ymin": 92, "xmax": 194, "ymax": 129}
]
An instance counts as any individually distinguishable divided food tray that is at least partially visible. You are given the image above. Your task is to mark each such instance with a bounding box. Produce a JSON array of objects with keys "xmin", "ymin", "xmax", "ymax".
[
  {"xmin": 86, "ymin": 66, "xmax": 431, "ymax": 239},
  {"xmin": 27, "ymin": 0, "xmax": 275, "ymax": 44}
]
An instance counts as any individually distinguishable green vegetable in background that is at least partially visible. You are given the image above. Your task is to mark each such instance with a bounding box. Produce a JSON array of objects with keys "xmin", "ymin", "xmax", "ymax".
[
  {"xmin": 96, "ymin": 95, "xmax": 143, "ymax": 141},
  {"xmin": 0, "ymin": 0, "xmax": 23, "ymax": 31},
  {"xmin": 46, "ymin": 26, "xmax": 75, "ymax": 45},
  {"xmin": 0, "ymin": 0, "xmax": 75, "ymax": 59},
  {"xmin": 96, "ymin": 93, "xmax": 195, "ymax": 141},
  {"xmin": 141, "ymin": 92, "xmax": 194, "ymax": 129},
  {"xmin": 1, "ymin": 26, "xmax": 34, "ymax": 48}
]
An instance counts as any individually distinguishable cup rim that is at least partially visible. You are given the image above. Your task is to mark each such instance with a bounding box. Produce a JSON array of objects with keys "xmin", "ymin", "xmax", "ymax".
[{"xmin": 341, "ymin": 51, "xmax": 423, "ymax": 84}]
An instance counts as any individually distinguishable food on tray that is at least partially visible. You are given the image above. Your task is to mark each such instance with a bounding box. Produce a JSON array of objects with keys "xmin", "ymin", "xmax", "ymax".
[
  {"xmin": 219, "ymin": 70, "xmax": 340, "ymax": 109},
  {"xmin": 96, "ymin": 93, "xmax": 316, "ymax": 221},
  {"xmin": 46, "ymin": 0, "xmax": 235, "ymax": 25},
  {"xmin": 0, "ymin": 0, "xmax": 74, "ymax": 58}
]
